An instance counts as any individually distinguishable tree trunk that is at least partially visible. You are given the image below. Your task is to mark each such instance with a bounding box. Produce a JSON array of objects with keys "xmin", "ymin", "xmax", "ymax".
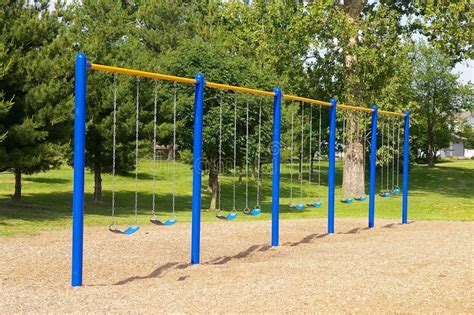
[
  {"xmin": 208, "ymin": 159, "xmax": 218, "ymax": 210},
  {"xmin": 341, "ymin": 0, "xmax": 367, "ymax": 197},
  {"xmin": 12, "ymin": 169, "xmax": 21, "ymax": 200},
  {"xmin": 93, "ymin": 165, "xmax": 102, "ymax": 204},
  {"xmin": 427, "ymin": 91, "xmax": 436, "ymax": 167}
]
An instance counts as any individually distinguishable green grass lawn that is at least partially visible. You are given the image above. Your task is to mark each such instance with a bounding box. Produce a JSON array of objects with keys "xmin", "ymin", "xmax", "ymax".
[{"xmin": 0, "ymin": 159, "xmax": 473, "ymax": 237}]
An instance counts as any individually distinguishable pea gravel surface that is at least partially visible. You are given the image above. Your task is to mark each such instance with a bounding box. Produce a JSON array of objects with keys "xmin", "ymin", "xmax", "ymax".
[{"xmin": 0, "ymin": 218, "xmax": 472, "ymax": 313}]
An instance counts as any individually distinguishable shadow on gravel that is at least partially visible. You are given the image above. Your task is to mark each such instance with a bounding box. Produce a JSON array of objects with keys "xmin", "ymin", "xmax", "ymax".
[{"xmin": 110, "ymin": 222, "xmax": 415, "ymax": 286}]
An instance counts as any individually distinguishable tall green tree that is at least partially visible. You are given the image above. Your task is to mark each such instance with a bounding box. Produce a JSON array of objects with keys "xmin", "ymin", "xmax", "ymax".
[
  {"xmin": 411, "ymin": 44, "xmax": 472, "ymax": 166},
  {"xmin": 70, "ymin": 0, "xmax": 147, "ymax": 203},
  {"xmin": 162, "ymin": 39, "xmax": 275, "ymax": 210},
  {"xmin": 0, "ymin": 1, "xmax": 71, "ymax": 200}
]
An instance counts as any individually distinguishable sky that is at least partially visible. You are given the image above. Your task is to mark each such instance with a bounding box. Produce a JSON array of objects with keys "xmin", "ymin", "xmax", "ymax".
[{"xmin": 453, "ymin": 59, "xmax": 473, "ymax": 84}]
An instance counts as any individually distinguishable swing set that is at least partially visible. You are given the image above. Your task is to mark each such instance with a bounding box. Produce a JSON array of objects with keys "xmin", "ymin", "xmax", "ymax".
[{"xmin": 71, "ymin": 53, "xmax": 410, "ymax": 287}]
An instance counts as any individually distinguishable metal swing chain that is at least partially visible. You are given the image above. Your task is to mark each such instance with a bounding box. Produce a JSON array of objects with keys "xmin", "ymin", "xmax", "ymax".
[
  {"xmin": 386, "ymin": 121, "xmax": 390, "ymax": 192},
  {"xmin": 300, "ymin": 102, "xmax": 304, "ymax": 202},
  {"xmin": 218, "ymin": 93, "xmax": 223, "ymax": 211},
  {"xmin": 133, "ymin": 78, "xmax": 140, "ymax": 226},
  {"xmin": 317, "ymin": 104, "xmax": 322, "ymax": 199},
  {"xmin": 111, "ymin": 74, "xmax": 118, "ymax": 229},
  {"xmin": 172, "ymin": 82, "xmax": 177, "ymax": 216},
  {"xmin": 391, "ymin": 119, "xmax": 396, "ymax": 190},
  {"xmin": 363, "ymin": 113, "xmax": 367, "ymax": 180},
  {"xmin": 342, "ymin": 113, "xmax": 346, "ymax": 198},
  {"xmin": 255, "ymin": 100, "xmax": 262, "ymax": 208},
  {"xmin": 397, "ymin": 121, "xmax": 401, "ymax": 188},
  {"xmin": 380, "ymin": 120, "xmax": 384, "ymax": 193},
  {"xmin": 244, "ymin": 100, "xmax": 249, "ymax": 211},
  {"xmin": 232, "ymin": 96, "xmax": 237, "ymax": 212},
  {"xmin": 290, "ymin": 104, "xmax": 295, "ymax": 204},
  {"xmin": 151, "ymin": 79, "xmax": 158, "ymax": 220},
  {"xmin": 308, "ymin": 103, "xmax": 312, "ymax": 202}
]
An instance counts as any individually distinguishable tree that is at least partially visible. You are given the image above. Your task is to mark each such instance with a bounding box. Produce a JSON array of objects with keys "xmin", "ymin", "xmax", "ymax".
[
  {"xmin": 0, "ymin": 40, "xmax": 13, "ymax": 143},
  {"xmin": 70, "ymin": 0, "xmax": 147, "ymax": 203},
  {"xmin": 301, "ymin": 0, "xmax": 472, "ymax": 196},
  {"xmin": 162, "ymin": 38, "xmax": 275, "ymax": 210},
  {"xmin": 0, "ymin": 1, "xmax": 71, "ymax": 200},
  {"xmin": 411, "ymin": 44, "xmax": 471, "ymax": 166}
]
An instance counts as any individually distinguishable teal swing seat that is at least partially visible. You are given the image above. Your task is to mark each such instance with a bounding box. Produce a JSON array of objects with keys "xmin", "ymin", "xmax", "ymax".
[
  {"xmin": 244, "ymin": 206, "xmax": 261, "ymax": 216},
  {"xmin": 307, "ymin": 201, "xmax": 322, "ymax": 208},
  {"xmin": 289, "ymin": 203, "xmax": 305, "ymax": 211},
  {"xmin": 150, "ymin": 215, "xmax": 177, "ymax": 226},
  {"xmin": 109, "ymin": 225, "xmax": 140, "ymax": 235},
  {"xmin": 392, "ymin": 187, "xmax": 401, "ymax": 195},
  {"xmin": 340, "ymin": 198, "xmax": 354, "ymax": 204},
  {"xmin": 355, "ymin": 196, "xmax": 367, "ymax": 201},
  {"xmin": 379, "ymin": 191, "xmax": 391, "ymax": 197},
  {"xmin": 217, "ymin": 210, "xmax": 237, "ymax": 221}
]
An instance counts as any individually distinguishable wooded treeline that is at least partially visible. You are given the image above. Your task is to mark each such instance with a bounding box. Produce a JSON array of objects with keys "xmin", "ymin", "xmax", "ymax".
[{"xmin": 0, "ymin": 0, "xmax": 472, "ymax": 205}]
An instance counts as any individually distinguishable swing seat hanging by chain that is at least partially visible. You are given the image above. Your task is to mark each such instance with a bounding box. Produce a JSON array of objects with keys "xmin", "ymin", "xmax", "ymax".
[
  {"xmin": 340, "ymin": 198, "xmax": 354, "ymax": 204},
  {"xmin": 150, "ymin": 214, "xmax": 177, "ymax": 226},
  {"xmin": 289, "ymin": 203, "xmax": 305, "ymax": 211},
  {"xmin": 216, "ymin": 209, "xmax": 238, "ymax": 221},
  {"xmin": 379, "ymin": 191, "xmax": 391, "ymax": 197},
  {"xmin": 307, "ymin": 201, "xmax": 322, "ymax": 208},
  {"xmin": 392, "ymin": 187, "xmax": 401, "ymax": 195},
  {"xmin": 355, "ymin": 196, "xmax": 367, "ymax": 201},
  {"xmin": 244, "ymin": 206, "xmax": 261, "ymax": 216},
  {"xmin": 108, "ymin": 224, "xmax": 140, "ymax": 235}
]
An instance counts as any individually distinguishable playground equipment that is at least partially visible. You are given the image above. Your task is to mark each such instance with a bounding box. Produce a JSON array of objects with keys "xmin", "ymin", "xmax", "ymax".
[
  {"xmin": 339, "ymin": 113, "xmax": 354, "ymax": 204},
  {"xmin": 71, "ymin": 53, "xmax": 410, "ymax": 287},
  {"xmin": 108, "ymin": 76, "xmax": 140, "ymax": 235},
  {"xmin": 150, "ymin": 81, "xmax": 178, "ymax": 226},
  {"xmin": 306, "ymin": 104, "xmax": 323, "ymax": 208},
  {"xmin": 216, "ymin": 95, "xmax": 239, "ymax": 221},
  {"xmin": 288, "ymin": 102, "xmax": 308, "ymax": 211}
]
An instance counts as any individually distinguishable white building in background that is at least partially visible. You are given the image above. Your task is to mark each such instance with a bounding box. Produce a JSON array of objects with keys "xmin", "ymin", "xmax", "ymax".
[{"xmin": 439, "ymin": 111, "xmax": 474, "ymax": 159}]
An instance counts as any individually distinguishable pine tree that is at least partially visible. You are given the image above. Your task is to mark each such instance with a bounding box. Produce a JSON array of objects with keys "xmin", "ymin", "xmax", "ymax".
[{"xmin": 0, "ymin": 1, "xmax": 72, "ymax": 200}]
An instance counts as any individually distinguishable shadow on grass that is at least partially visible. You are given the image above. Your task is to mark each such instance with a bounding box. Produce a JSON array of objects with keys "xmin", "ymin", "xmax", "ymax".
[{"xmin": 24, "ymin": 177, "xmax": 70, "ymax": 184}]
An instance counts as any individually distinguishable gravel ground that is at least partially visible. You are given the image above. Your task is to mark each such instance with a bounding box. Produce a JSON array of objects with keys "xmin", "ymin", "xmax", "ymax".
[{"xmin": 0, "ymin": 218, "xmax": 472, "ymax": 313}]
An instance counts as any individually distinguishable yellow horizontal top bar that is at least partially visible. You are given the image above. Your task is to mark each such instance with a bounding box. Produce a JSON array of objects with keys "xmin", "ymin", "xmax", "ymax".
[
  {"xmin": 378, "ymin": 109, "xmax": 405, "ymax": 117},
  {"xmin": 338, "ymin": 103, "xmax": 373, "ymax": 113},
  {"xmin": 89, "ymin": 63, "xmax": 405, "ymax": 117},
  {"xmin": 283, "ymin": 95, "xmax": 332, "ymax": 107},
  {"xmin": 205, "ymin": 81, "xmax": 275, "ymax": 97},
  {"xmin": 90, "ymin": 64, "xmax": 197, "ymax": 85}
]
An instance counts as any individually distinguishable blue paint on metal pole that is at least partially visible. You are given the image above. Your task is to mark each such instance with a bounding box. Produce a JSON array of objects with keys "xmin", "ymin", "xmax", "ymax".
[
  {"xmin": 327, "ymin": 98, "xmax": 337, "ymax": 234},
  {"xmin": 402, "ymin": 111, "xmax": 410, "ymax": 224},
  {"xmin": 271, "ymin": 87, "xmax": 282, "ymax": 247},
  {"xmin": 191, "ymin": 73, "xmax": 205, "ymax": 264},
  {"xmin": 368, "ymin": 105, "xmax": 378, "ymax": 228},
  {"xmin": 72, "ymin": 53, "xmax": 87, "ymax": 287}
]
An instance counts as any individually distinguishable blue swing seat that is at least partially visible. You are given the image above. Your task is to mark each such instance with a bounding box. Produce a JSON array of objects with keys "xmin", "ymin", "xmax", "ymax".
[
  {"xmin": 392, "ymin": 187, "xmax": 401, "ymax": 195},
  {"xmin": 308, "ymin": 201, "xmax": 322, "ymax": 208},
  {"xmin": 226, "ymin": 212, "xmax": 237, "ymax": 220},
  {"xmin": 150, "ymin": 217, "xmax": 177, "ymax": 226},
  {"xmin": 355, "ymin": 196, "xmax": 367, "ymax": 201},
  {"xmin": 109, "ymin": 225, "xmax": 140, "ymax": 235},
  {"xmin": 340, "ymin": 198, "xmax": 354, "ymax": 204},
  {"xmin": 379, "ymin": 191, "xmax": 391, "ymax": 197},
  {"xmin": 217, "ymin": 211, "xmax": 237, "ymax": 221},
  {"xmin": 249, "ymin": 208, "xmax": 261, "ymax": 216},
  {"xmin": 295, "ymin": 203, "xmax": 305, "ymax": 211}
]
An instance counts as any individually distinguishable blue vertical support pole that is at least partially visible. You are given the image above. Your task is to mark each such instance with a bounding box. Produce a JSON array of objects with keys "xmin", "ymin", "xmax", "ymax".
[
  {"xmin": 191, "ymin": 74, "xmax": 205, "ymax": 264},
  {"xmin": 271, "ymin": 88, "xmax": 282, "ymax": 246},
  {"xmin": 71, "ymin": 53, "xmax": 87, "ymax": 287},
  {"xmin": 368, "ymin": 105, "xmax": 378, "ymax": 228},
  {"xmin": 402, "ymin": 111, "xmax": 410, "ymax": 224},
  {"xmin": 327, "ymin": 98, "xmax": 337, "ymax": 234}
]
